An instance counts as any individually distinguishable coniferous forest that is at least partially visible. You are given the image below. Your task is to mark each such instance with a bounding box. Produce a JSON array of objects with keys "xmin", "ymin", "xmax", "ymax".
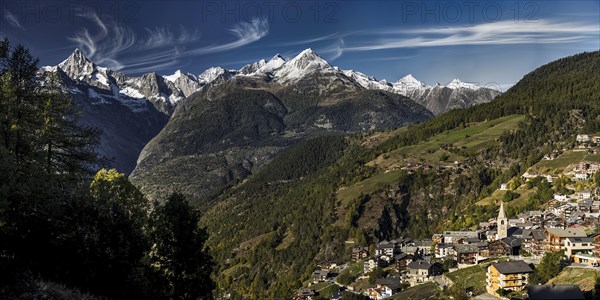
[{"xmin": 0, "ymin": 40, "xmax": 214, "ymax": 299}]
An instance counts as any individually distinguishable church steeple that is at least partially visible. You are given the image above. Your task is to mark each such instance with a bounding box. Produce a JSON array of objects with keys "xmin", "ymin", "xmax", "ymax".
[
  {"xmin": 498, "ymin": 201, "xmax": 506, "ymax": 219},
  {"xmin": 497, "ymin": 201, "xmax": 508, "ymax": 240}
]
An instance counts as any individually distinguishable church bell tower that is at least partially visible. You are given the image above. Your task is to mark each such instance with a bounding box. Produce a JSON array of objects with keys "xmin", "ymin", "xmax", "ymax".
[{"xmin": 497, "ymin": 201, "xmax": 508, "ymax": 240}]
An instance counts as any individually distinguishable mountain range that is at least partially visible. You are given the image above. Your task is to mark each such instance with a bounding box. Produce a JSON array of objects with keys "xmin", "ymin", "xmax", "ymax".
[{"xmin": 39, "ymin": 48, "xmax": 500, "ymax": 195}]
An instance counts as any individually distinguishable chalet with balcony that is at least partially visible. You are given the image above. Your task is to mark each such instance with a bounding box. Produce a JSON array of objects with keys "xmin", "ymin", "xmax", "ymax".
[
  {"xmin": 368, "ymin": 278, "xmax": 402, "ymax": 299},
  {"xmin": 352, "ymin": 246, "xmax": 369, "ymax": 261},
  {"xmin": 486, "ymin": 260, "xmax": 533, "ymax": 297},
  {"xmin": 395, "ymin": 253, "xmax": 413, "ymax": 272},
  {"xmin": 564, "ymin": 237, "xmax": 594, "ymax": 257},
  {"xmin": 406, "ymin": 260, "xmax": 443, "ymax": 286},
  {"xmin": 545, "ymin": 228, "xmax": 587, "ymax": 252},
  {"xmin": 454, "ymin": 244, "xmax": 479, "ymax": 265}
]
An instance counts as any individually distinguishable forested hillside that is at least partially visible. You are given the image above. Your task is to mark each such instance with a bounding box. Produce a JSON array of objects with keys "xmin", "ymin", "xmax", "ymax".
[
  {"xmin": 202, "ymin": 51, "xmax": 600, "ymax": 297},
  {"xmin": 0, "ymin": 41, "xmax": 214, "ymax": 299}
]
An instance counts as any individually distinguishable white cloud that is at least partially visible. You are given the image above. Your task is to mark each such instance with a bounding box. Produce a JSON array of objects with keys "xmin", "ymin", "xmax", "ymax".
[
  {"xmin": 343, "ymin": 20, "xmax": 599, "ymax": 52},
  {"xmin": 184, "ymin": 18, "xmax": 268, "ymax": 55},
  {"xmin": 68, "ymin": 13, "xmax": 268, "ymax": 73},
  {"xmin": 280, "ymin": 33, "xmax": 341, "ymax": 46},
  {"xmin": 3, "ymin": 10, "xmax": 23, "ymax": 30},
  {"xmin": 318, "ymin": 39, "xmax": 344, "ymax": 61}
]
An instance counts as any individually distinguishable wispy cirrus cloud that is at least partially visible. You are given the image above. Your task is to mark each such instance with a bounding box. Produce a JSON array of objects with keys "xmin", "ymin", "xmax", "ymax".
[
  {"xmin": 317, "ymin": 38, "xmax": 345, "ymax": 61},
  {"xmin": 280, "ymin": 32, "xmax": 343, "ymax": 46},
  {"xmin": 183, "ymin": 18, "xmax": 268, "ymax": 56},
  {"xmin": 3, "ymin": 9, "xmax": 24, "ymax": 30},
  {"xmin": 342, "ymin": 20, "xmax": 599, "ymax": 52},
  {"xmin": 274, "ymin": 19, "xmax": 597, "ymax": 62},
  {"xmin": 68, "ymin": 13, "xmax": 268, "ymax": 73}
]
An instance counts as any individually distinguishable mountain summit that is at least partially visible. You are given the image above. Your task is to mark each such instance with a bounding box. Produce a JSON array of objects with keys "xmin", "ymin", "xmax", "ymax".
[
  {"xmin": 273, "ymin": 48, "xmax": 333, "ymax": 82},
  {"xmin": 58, "ymin": 48, "xmax": 96, "ymax": 79}
]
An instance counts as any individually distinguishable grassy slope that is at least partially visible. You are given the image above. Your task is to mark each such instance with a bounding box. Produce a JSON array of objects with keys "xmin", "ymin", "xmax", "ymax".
[
  {"xmin": 475, "ymin": 188, "xmax": 537, "ymax": 208},
  {"xmin": 339, "ymin": 115, "xmax": 524, "ymax": 206},
  {"xmin": 547, "ymin": 268, "xmax": 599, "ymax": 292},
  {"xmin": 530, "ymin": 150, "xmax": 600, "ymax": 173},
  {"xmin": 446, "ymin": 265, "xmax": 487, "ymax": 295},
  {"xmin": 390, "ymin": 282, "xmax": 439, "ymax": 299},
  {"xmin": 367, "ymin": 114, "xmax": 524, "ymax": 169}
]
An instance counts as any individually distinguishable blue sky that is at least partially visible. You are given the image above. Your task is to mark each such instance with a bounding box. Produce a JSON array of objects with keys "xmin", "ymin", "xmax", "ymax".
[{"xmin": 1, "ymin": 0, "xmax": 598, "ymax": 91}]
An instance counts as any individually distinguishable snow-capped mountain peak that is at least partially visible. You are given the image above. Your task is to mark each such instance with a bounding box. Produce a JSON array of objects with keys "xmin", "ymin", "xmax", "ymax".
[
  {"xmin": 260, "ymin": 54, "xmax": 285, "ymax": 72},
  {"xmin": 271, "ymin": 54, "xmax": 285, "ymax": 61},
  {"xmin": 446, "ymin": 78, "xmax": 480, "ymax": 90},
  {"xmin": 342, "ymin": 69, "xmax": 393, "ymax": 92},
  {"xmin": 238, "ymin": 54, "xmax": 286, "ymax": 77},
  {"xmin": 198, "ymin": 67, "xmax": 238, "ymax": 84},
  {"xmin": 239, "ymin": 60, "xmax": 266, "ymax": 75},
  {"xmin": 58, "ymin": 48, "xmax": 97, "ymax": 80},
  {"xmin": 274, "ymin": 48, "xmax": 333, "ymax": 82},
  {"xmin": 392, "ymin": 74, "xmax": 428, "ymax": 94},
  {"xmin": 289, "ymin": 48, "xmax": 330, "ymax": 68},
  {"xmin": 397, "ymin": 74, "xmax": 423, "ymax": 85},
  {"xmin": 163, "ymin": 70, "xmax": 183, "ymax": 83}
]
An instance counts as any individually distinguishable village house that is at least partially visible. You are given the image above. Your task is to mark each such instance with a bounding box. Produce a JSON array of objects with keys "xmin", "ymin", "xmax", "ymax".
[
  {"xmin": 578, "ymin": 200, "xmax": 592, "ymax": 213},
  {"xmin": 543, "ymin": 152, "xmax": 560, "ymax": 160},
  {"xmin": 592, "ymin": 234, "xmax": 600, "ymax": 257},
  {"xmin": 578, "ymin": 190, "xmax": 592, "ymax": 199},
  {"xmin": 311, "ymin": 270, "xmax": 329, "ymax": 283},
  {"xmin": 438, "ymin": 231, "xmax": 479, "ymax": 244},
  {"xmin": 592, "ymin": 201, "xmax": 600, "ymax": 213},
  {"xmin": 454, "ymin": 244, "xmax": 479, "ymax": 265},
  {"xmin": 375, "ymin": 242, "xmax": 397, "ymax": 257},
  {"xmin": 570, "ymin": 234, "xmax": 600, "ymax": 266},
  {"xmin": 406, "ymin": 260, "xmax": 443, "ymax": 286},
  {"xmin": 368, "ymin": 278, "xmax": 403, "ymax": 299},
  {"xmin": 554, "ymin": 193, "xmax": 568, "ymax": 202},
  {"xmin": 574, "ymin": 173, "xmax": 590, "ymax": 181},
  {"xmin": 317, "ymin": 261, "xmax": 337, "ymax": 270},
  {"xmin": 576, "ymin": 134, "xmax": 591, "ymax": 142},
  {"xmin": 294, "ymin": 288, "xmax": 316, "ymax": 300},
  {"xmin": 364, "ymin": 257, "xmax": 386, "ymax": 273},
  {"xmin": 402, "ymin": 239, "xmax": 433, "ymax": 255},
  {"xmin": 379, "ymin": 254, "xmax": 394, "ymax": 264},
  {"xmin": 434, "ymin": 243, "xmax": 452, "ymax": 259},
  {"xmin": 486, "ymin": 260, "xmax": 534, "ymax": 297},
  {"xmin": 488, "ymin": 237, "xmax": 522, "ymax": 257},
  {"xmin": 545, "ymin": 227, "xmax": 587, "ymax": 252},
  {"xmin": 521, "ymin": 229, "xmax": 546, "ymax": 257},
  {"xmin": 394, "ymin": 253, "xmax": 413, "ymax": 272},
  {"xmin": 571, "ymin": 252, "xmax": 600, "ymax": 266},
  {"xmin": 564, "ymin": 237, "xmax": 594, "ymax": 257},
  {"xmin": 352, "ymin": 246, "xmax": 369, "ymax": 261},
  {"xmin": 477, "ymin": 241, "xmax": 490, "ymax": 258}
]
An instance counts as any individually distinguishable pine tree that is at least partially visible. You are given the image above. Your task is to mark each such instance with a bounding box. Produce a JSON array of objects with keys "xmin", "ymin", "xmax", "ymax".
[
  {"xmin": 148, "ymin": 193, "xmax": 214, "ymax": 299},
  {"xmin": 38, "ymin": 74, "xmax": 102, "ymax": 177}
]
